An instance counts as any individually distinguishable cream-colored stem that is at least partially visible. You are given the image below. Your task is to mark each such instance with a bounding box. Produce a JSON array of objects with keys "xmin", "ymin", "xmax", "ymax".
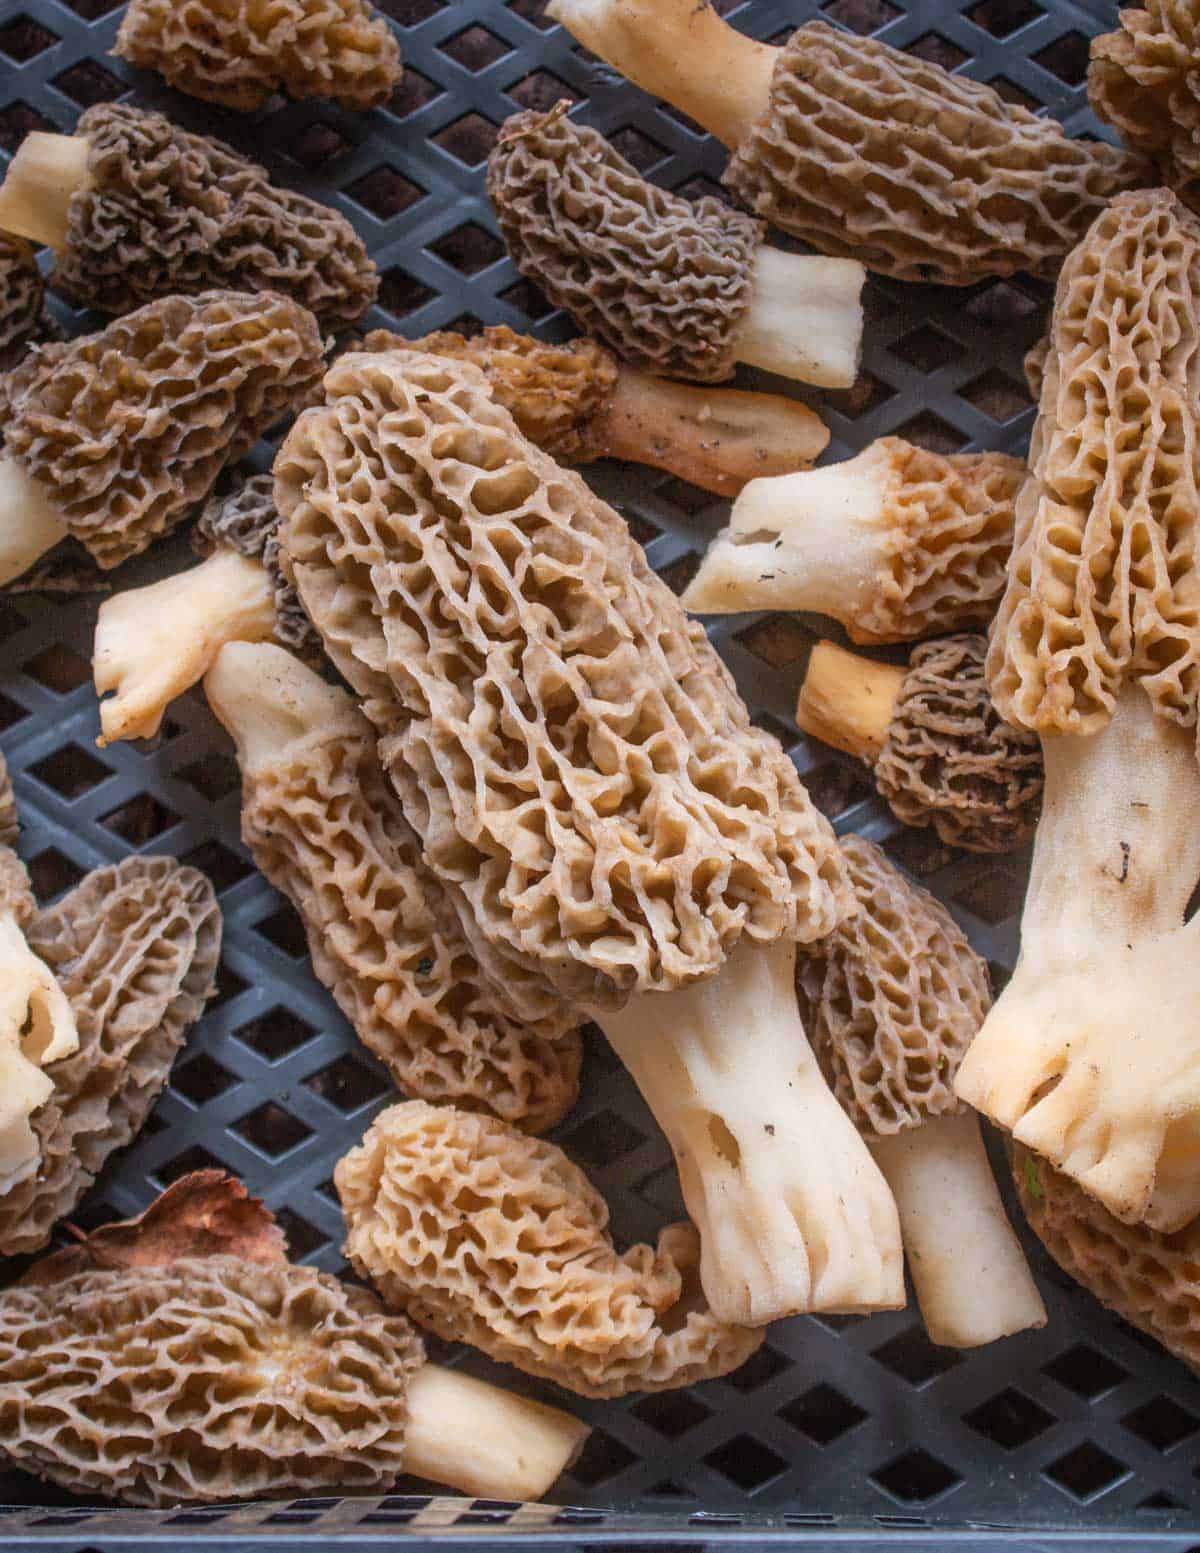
[
  {"xmin": 404, "ymin": 1364, "xmax": 588, "ymax": 1502},
  {"xmin": 736, "ymin": 249, "xmax": 865, "ymax": 389},
  {"xmin": 546, "ymin": 0, "xmax": 777, "ymax": 149},
  {"xmin": 0, "ymin": 133, "xmax": 91, "ymax": 254},
  {"xmin": 205, "ymin": 639, "xmax": 363, "ymax": 777},
  {"xmin": 594, "ymin": 937, "xmax": 904, "ymax": 1326},
  {"xmin": 795, "ymin": 641, "xmax": 906, "ymax": 764},
  {"xmin": 0, "ymin": 459, "xmax": 69, "ymax": 587},
  {"xmin": 596, "ymin": 368, "xmax": 828, "ymax": 498},
  {"xmin": 95, "ymin": 551, "xmax": 277, "ymax": 746},
  {"xmin": 870, "ymin": 1110, "xmax": 1046, "ymax": 1348}
]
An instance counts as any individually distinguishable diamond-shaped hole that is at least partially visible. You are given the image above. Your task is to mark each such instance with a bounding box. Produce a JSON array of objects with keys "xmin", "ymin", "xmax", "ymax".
[
  {"xmin": 346, "ymin": 165, "xmax": 422, "ymax": 219},
  {"xmin": 654, "ymin": 476, "xmax": 719, "ymax": 518},
  {"xmin": 966, "ymin": 280, "xmax": 1043, "ymax": 325},
  {"xmin": 236, "ymin": 1005, "xmax": 316, "ymax": 1061},
  {"xmin": 964, "ymin": 1388, "xmax": 1055, "ymax": 1450},
  {"xmin": 0, "ymin": 17, "xmax": 57, "ymax": 60},
  {"xmin": 884, "ymin": 826, "xmax": 957, "ymax": 880},
  {"xmin": 29, "ymin": 744, "xmax": 110, "ymax": 799},
  {"xmin": 439, "ymin": 24, "xmax": 510, "ymax": 68},
  {"xmin": 1045, "ymin": 1442, "xmax": 1127, "ymax": 1502},
  {"xmin": 734, "ymin": 616, "xmax": 812, "ymax": 669},
  {"xmin": 823, "ymin": 369, "xmax": 896, "ymax": 420},
  {"xmin": 630, "ymin": 1391, "xmax": 713, "ymax": 1439},
  {"xmin": 233, "ymin": 1100, "xmax": 313, "ymax": 1158},
  {"xmin": 53, "ymin": 61, "xmax": 125, "ymax": 105},
  {"xmin": 954, "ymin": 861, "xmax": 1027, "ymax": 925},
  {"xmin": 726, "ymin": 1344, "xmax": 790, "ymax": 1394},
  {"xmin": 274, "ymin": 1206, "xmax": 328, "ymax": 1259},
  {"xmin": 499, "ymin": 277, "xmax": 554, "ymax": 320},
  {"xmin": 705, "ymin": 1435, "xmax": 787, "ymax": 1492},
  {"xmin": 388, "ymin": 66, "xmax": 443, "ymax": 117},
  {"xmin": 432, "ymin": 113, "xmax": 500, "ymax": 167},
  {"xmin": 156, "ymin": 1143, "xmax": 226, "ymax": 1185},
  {"xmin": 176, "ymin": 751, "xmax": 240, "ymax": 803},
  {"xmin": 1122, "ymin": 1397, "xmax": 1199, "ymax": 1452},
  {"xmin": 0, "ymin": 690, "xmax": 28, "ymax": 732},
  {"xmin": 508, "ymin": 70, "xmax": 578, "ymax": 112},
  {"xmin": 100, "ymin": 792, "xmax": 178, "ymax": 844},
  {"xmin": 872, "ymin": 1449, "xmax": 961, "ymax": 1504},
  {"xmin": 379, "ymin": 267, "xmax": 436, "ymax": 319},
  {"xmin": 429, "ymin": 222, "xmax": 504, "ymax": 275},
  {"xmin": 961, "ymin": 367, "xmax": 1030, "ymax": 423},
  {"xmin": 1139, "ymin": 1491, "xmax": 1184, "ymax": 1510},
  {"xmin": 254, "ymin": 901, "xmax": 309, "ymax": 959},
  {"xmin": 804, "ymin": 762, "xmax": 874, "ymax": 823},
  {"xmin": 781, "ymin": 1384, "xmax": 868, "ymax": 1445},
  {"xmin": 0, "ymin": 102, "xmax": 56, "ymax": 154},
  {"xmin": 22, "ymin": 644, "xmax": 91, "ymax": 694},
  {"xmin": 908, "ymin": 32, "xmax": 968, "ymax": 69},
  {"xmin": 892, "ymin": 410, "xmax": 965, "ymax": 455},
  {"xmin": 892, "ymin": 325, "xmax": 966, "ymax": 374},
  {"xmin": 610, "ymin": 125, "xmax": 667, "ymax": 173},
  {"xmin": 1033, "ymin": 31, "xmax": 1090, "ymax": 85},
  {"xmin": 303, "ymin": 1053, "xmax": 390, "ymax": 1112},
  {"xmin": 967, "ymin": 0, "xmax": 1042, "ymax": 34},
  {"xmin": 172, "ymin": 1052, "xmax": 238, "ymax": 1104},
  {"xmin": 210, "ymin": 959, "xmax": 249, "ymax": 1011},
  {"xmin": 658, "ymin": 553, "xmax": 701, "ymax": 597},
  {"xmin": 821, "ymin": 0, "xmax": 900, "ymax": 32},
  {"xmin": 990, "ymin": 75, "xmax": 1042, "ymax": 110},
  {"xmin": 565, "ymin": 1108, "xmax": 647, "ymax": 1170},
  {"xmin": 27, "ymin": 846, "xmax": 86, "ymax": 902},
  {"xmin": 872, "ymin": 1326, "xmax": 962, "ymax": 1386},
  {"xmin": 288, "ymin": 121, "xmax": 352, "ymax": 172},
  {"xmin": 180, "ymin": 840, "xmax": 254, "ymax": 893},
  {"xmin": 569, "ymin": 1431, "xmax": 637, "ymax": 1487}
]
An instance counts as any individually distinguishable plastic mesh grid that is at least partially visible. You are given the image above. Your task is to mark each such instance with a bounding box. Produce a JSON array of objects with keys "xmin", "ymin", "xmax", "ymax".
[{"xmin": 1, "ymin": 0, "xmax": 1199, "ymax": 1537}]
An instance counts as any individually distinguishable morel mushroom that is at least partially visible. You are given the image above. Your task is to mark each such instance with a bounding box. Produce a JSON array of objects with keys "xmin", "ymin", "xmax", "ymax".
[
  {"xmin": 0, "ymin": 105, "xmax": 377, "ymax": 324},
  {"xmin": 93, "ymin": 474, "xmax": 319, "ymax": 745},
  {"xmin": 367, "ymin": 324, "xmax": 829, "ymax": 497},
  {"xmin": 0, "ymin": 290, "xmax": 323, "ymax": 588},
  {"xmin": 547, "ymin": 0, "xmax": 1150, "ymax": 285},
  {"xmin": 115, "ymin": 0, "xmax": 402, "ymax": 112},
  {"xmin": 1090, "ymin": 3, "xmax": 1200, "ymax": 186},
  {"xmin": 799, "ymin": 836, "xmax": 1045, "ymax": 1346},
  {"xmin": 205, "ymin": 641, "xmax": 581, "ymax": 1132},
  {"xmin": 956, "ymin": 189, "xmax": 1200, "ymax": 1232},
  {"xmin": 682, "ymin": 438, "xmax": 1025, "ymax": 643},
  {"xmin": 487, "ymin": 106, "xmax": 864, "ymax": 389},
  {"xmin": 338, "ymin": 1100, "xmax": 763, "ymax": 1396},
  {"xmin": 0, "ymin": 855, "xmax": 220, "ymax": 1256},
  {"xmin": 278, "ymin": 347, "xmax": 904, "ymax": 1327},
  {"xmin": 795, "ymin": 636, "xmax": 1042, "ymax": 854},
  {"xmin": 0, "ymin": 1175, "xmax": 588, "ymax": 1506},
  {"xmin": 0, "ymin": 234, "xmax": 44, "ymax": 371}
]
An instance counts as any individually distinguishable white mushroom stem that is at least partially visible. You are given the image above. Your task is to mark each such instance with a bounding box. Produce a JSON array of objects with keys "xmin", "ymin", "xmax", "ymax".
[
  {"xmin": 869, "ymin": 1110, "xmax": 1046, "ymax": 1347},
  {"xmin": 735, "ymin": 249, "xmax": 864, "ymax": 389},
  {"xmin": 546, "ymin": 0, "xmax": 777, "ymax": 150},
  {"xmin": 682, "ymin": 441, "xmax": 894, "ymax": 619},
  {"xmin": 794, "ymin": 641, "xmax": 906, "ymax": 765},
  {"xmin": 955, "ymin": 688, "xmax": 1200, "ymax": 1232},
  {"xmin": 94, "ymin": 551, "xmax": 277, "ymax": 746},
  {"xmin": 596, "ymin": 367, "xmax": 829, "ymax": 497},
  {"xmin": 205, "ymin": 640, "xmax": 356, "ymax": 777},
  {"xmin": 0, "ymin": 459, "xmax": 69, "ymax": 588},
  {"xmin": 0, "ymin": 133, "xmax": 92, "ymax": 254},
  {"xmin": 404, "ymin": 1364, "xmax": 588, "ymax": 1502},
  {"xmin": 594, "ymin": 936, "xmax": 905, "ymax": 1326}
]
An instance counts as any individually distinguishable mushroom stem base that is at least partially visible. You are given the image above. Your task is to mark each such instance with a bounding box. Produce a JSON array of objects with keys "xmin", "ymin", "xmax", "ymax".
[
  {"xmin": 0, "ymin": 460, "xmax": 70, "ymax": 589},
  {"xmin": 0, "ymin": 133, "xmax": 91, "ymax": 254},
  {"xmin": 736, "ymin": 247, "xmax": 864, "ymax": 389},
  {"xmin": 795, "ymin": 641, "xmax": 906, "ymax": 764}
]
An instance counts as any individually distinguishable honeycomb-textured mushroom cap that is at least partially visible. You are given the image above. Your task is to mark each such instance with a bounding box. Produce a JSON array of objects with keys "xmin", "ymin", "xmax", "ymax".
[
  {"xmin": 876, "ymin": 634, "xmax": 1043, "ymax": 853},
  {"xmin": 4, "ymin": 290, "xmax": 324, "ymax": 570},
  {"xmin": 797, "ymin": 834, "xmax": 992, "ymax": 1138},
  {"xmin": 0, "ymin": 1255, "xmax": 421, "ymax": 1506},
  {"xmin": 0, "ymin": 845, "xmax": 33, "ymax": 925},
  {"xmin": 115, "ymin": 0, "xmax": 402, "ymax": 112},
  {"xmin": 0, "ymin": 234, "xmax": 43, "ymax": 369},
  {"xmin": 0, "ymin": 857, "xmax": 221, "ymax": 1257},
  {"xmin": 1090, "ymin": 2, "xmax": 1200, "ymax": 179},
  {"xmin": 0, "ymin": 752, "xmax": 16, "ymax": 847},
  {"xmin": 988, "ymin": 188, "xmax": 1200, "ymax": 737},
  {"xmin": 367, "ymin": 325, "xmax": 621, "ymax": 463},
  {"xmin": 58, "ymin": 103, "xmax": 377, "ymax": 325},
  {"xmin": 193, "ymin": 474, "xmax": 320, "ymax": 658},
  {"xmin": 337, "ymin": 1101, "xmax": 763, "ymax": 1398},
  {"xmin": 487, "ymin": 106, "xmax": 762, "ymax": 383},
  {"xmin": 278, "ymin": 349, "xmax": 850, "ymax": 1012},
  {"xmin": 723, "ymin": 20, "xmax": 1150, "ymax": 285}
]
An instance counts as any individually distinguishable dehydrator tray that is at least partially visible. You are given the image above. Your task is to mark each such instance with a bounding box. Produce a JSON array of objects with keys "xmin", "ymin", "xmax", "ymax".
[{"xmin": 0, "ymin": 0, "xmax": 1197, "ymax": 1546}]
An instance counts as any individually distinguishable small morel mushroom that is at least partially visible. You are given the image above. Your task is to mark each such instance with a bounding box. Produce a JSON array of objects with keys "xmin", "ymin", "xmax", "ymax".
[
  {"xmin": 205, "ymin": 641, "xmax": 582, "ymax": 1132},
  {"xmin": 799, "ymin": 835, "xmax": 1045, "ymax": 1346},
  {"xmin": 795, "ymin": 636, "xmax": 1043, "ymax": 854},
  {"xmin": 682, "ymin": 438, "xmax": 1025, "ymax": 642},
  {"xmin": 0, "ymin": 855, "xmax": 221, "ymax": 1257},
  {"xmin": 957, "ymin": 189, "xmax": 1200, "ymax": 1232},
  {"xmin": 0, "ymin": 290, "xmax": 323, "ymax": 588},
  {"xmin": 1090, "ymin": 2, "xmax": 1200, "ymax": 188},
  {"xmin": 547, "ymin": 0, "xmax": 1151, "ymax": 285},
  {"xmin": 0, "ymin": 752, "xmax": 15, "ymax": 846},
  {"xmin": 337, "ymin": 1100, "xmax": 763, "ymax": 1396},
  {"xmin": 0, "ymin": 234, "xmax": 44, "ymax": 372},
  {"xmin": 0, "ymin": 1175, "xmax": 588, "ymax": 1506},
  {"xmin": 487, "ymin": 106, "xmax": 865, "ymax": 389},
  {"xmin": 115, "ymin": 0, "xmax": 402, "ymax": 112},
  {"xmin": 278, "ymin": 347, "xmax": 904, "ymax": 1327},
  {"xmin": 93, "ymin": 474, "xmax": 320, "ymax": 745},
  {"xmin": 0, "ymin": 104, "xmax": 377, "ymax": 324}
]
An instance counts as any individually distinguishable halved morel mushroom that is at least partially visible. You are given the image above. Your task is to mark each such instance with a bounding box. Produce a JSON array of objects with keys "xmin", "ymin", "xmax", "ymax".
[
  {"xmin": 278, "ymin": 347, "xmax": 903, "ymax": 1327},
  {"xmin": 795, "ymin": 636, "xmax": 1042, "ymax": 854},
  {"xmin": 368, "ymin": 324, "xmax": 830, "ymax": 497},
  {"xmin": 115, "ymin": 0, "xmax": 402, "ymax": 112},
  {"xmin": 0, "ymin": 1175, "xmax": 588, "ymax": 1505},
  {"xmin": 0, "ymin": 105, "xmax": 377, "ymax": 324},
  {"xmin": 682, "ymin": 438, "xmax": 1025, "ymax": 643},
  {"xmin": 0, "ymin": 290, "xmax": 323, "ymax": 589},
  {"xmin": 798, "ymin": 836, "xmax": 1045, "ymax": 1346},
  {"xmin": 958, "ymin": 189, "xmax": 1200, "ymax": 1233},
  {"xmin": 206, "ymin": 641, "xmax": 581, "ymax": 1132},
  {"xmin": 548, "ymin": 0, "xmax": 1151, "ymax": 285},
  {"xmin": 337, "ymin": 1100, "xmax": 763, "ymax": 1396},
  {"xmin": 1090, "ymin": 2, "xmax": 1200, "ymax": 190},
  {"xmin": 487, "ymin": 106, "xmax": 864, "ymax": 389},
  {"xmin": 0, "ymin": 855, "xmax": 220, "ymax": 1257}
]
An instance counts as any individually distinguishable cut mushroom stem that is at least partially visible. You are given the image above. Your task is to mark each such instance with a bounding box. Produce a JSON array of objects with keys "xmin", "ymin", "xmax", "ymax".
[
  {"xmin": 546, "ymin": 0, "xmax": 776, "ymax": 150},
  {"xmin": 597, "ymin": 367, "xmax": 829, "ymax": 497},
  {"xmin": 0, "ymin": 133, "xmax": 91, "ymax": 254},
  {"xmin": 869, "ymin": 1109, "xmax": 1046, "ymax": 1347},
  {"xmin": 594, "ymin": 936, "xmax": 905, "ymax": 1326},
  {"xmin": 795, "ymin": 641, "xmax": 905, "ymax": 764},
  {"xmin": 0, "ymin": 459, "xmax": 69, "ymax": 588},
  {"xmin": 94, "ymin": 551, "xmax": 277, "ymax": 746},
  {"xmin": 736, "ymin": 248, "xmax": 864, "ymax": 389},
  {"xmin": 405, "ymin": 1364, "xmax": 588, "ymax": 1501}
]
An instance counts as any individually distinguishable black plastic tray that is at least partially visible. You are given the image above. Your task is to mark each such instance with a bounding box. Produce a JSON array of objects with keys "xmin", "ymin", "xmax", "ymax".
[{"xmin": 2, "ymin": 0, "xmax": 1199, "ymax": 1545}]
